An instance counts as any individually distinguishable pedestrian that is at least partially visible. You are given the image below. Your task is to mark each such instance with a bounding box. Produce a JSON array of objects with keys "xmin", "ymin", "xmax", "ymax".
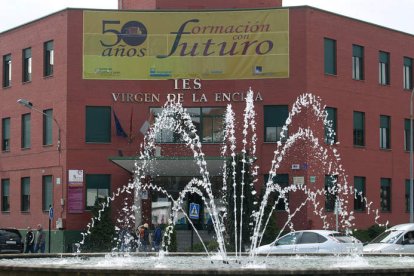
[
  {"xmin": 34, "ymin": 224, "xmax": 46, "ymax": 253},
  {"xmin": 24, "ymin": 227, "xmax": 34, "ymax": 253},
  {"xmin": 152, "ymin": 223, "xmax": 162, "ymax": 251},
  {"xmin": 140, "ymin": 223, "xmax": 150, "ymax": 252}
]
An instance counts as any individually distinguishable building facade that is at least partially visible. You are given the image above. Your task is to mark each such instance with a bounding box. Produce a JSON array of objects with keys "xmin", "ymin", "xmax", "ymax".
[{"xmin": 1, "ymin": 0, "xmax": 414, "ymax": 252}]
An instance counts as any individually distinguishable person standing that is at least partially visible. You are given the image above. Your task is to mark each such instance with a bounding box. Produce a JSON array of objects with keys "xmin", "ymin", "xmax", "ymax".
[
  {"xmin": 24, "ymin": 227, "xmax": 34, "ymax": 253},
  {"xmin": 34, "ymin": 224, "xmax": 46, "ymax": 253},
  {"xmin": 152, "ymin": 223, "xmax": 162, "ymax": 252},
  {"xmin": 142, "ymin": 223, "xmax": 150, "ymax": 252}
]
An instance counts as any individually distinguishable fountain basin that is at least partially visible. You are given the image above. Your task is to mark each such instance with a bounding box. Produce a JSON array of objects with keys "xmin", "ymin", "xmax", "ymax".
[{"xmin": 1, "ymin": 253, "xmax": 414, "ymax": 275}]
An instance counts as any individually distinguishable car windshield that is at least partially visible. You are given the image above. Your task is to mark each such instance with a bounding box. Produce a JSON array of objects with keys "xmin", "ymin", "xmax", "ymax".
[
  {"xmin": 330, "ymin": 233, "xmax": 358, "ymax": 243},
  {"xmin": 370, "ymin": 230, "xmax": 404, "ymax": 244}
]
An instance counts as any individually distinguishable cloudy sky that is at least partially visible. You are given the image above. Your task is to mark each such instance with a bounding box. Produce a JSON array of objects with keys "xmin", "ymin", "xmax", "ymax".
[{"xmin": 1, "ymin": 0, "xmax": 413, "ymax": 34}]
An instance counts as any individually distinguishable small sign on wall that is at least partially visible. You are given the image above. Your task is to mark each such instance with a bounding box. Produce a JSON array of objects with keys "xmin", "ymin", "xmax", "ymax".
[
  {"xmin": 293, "ymin": 176, "xmax": 305, "ymax": 186},
  {"xmin": 291, "ymin": 164, "xmax": 300, "ymax": 170}
]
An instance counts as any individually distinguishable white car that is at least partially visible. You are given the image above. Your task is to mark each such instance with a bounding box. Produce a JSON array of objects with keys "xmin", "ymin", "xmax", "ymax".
[
  {"xmin": 363, "ymin": 223, "xmax": 414, "ymax": 253},
  {"xmin": 254, "ymin": 230, "xmax": 362, "ymax": 254}
]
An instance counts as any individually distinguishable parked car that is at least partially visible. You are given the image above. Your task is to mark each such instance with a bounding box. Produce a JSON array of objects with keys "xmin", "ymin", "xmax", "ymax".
[
  {"xmin": 254, "ymin": 230, "xmax": 362, "ymax": 254},
  {"xmin": 363, "ymin": 223, "xmax": 414, "ymax": 253},
  {"xmin": 0, "ymin": 228, "xmax": 24, "ymax": 254}
]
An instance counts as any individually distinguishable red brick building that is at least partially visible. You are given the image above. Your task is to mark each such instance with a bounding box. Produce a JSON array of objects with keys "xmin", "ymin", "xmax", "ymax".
[{"xmin": 1, "ymin": 0, "xmax": 414, "ymax": 251}]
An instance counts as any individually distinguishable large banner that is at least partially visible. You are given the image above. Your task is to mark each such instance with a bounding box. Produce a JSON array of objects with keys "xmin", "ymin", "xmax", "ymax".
[{"xmin": 83, "ymin": 9, "xmax": 289, "ymax": 80}]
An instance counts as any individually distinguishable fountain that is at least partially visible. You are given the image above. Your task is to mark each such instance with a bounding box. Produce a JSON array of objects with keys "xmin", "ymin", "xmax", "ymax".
[{"xmin": 1, "ymin": 88, "xmax": 413, "ymax": 276}]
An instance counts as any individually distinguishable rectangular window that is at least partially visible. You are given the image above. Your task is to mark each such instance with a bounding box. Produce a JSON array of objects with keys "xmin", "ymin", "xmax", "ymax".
[
  {"xmin": 264, "ymin": 105, "xmax": 288, "ymax": 142},
  {"xmin": 266, "ymin": 174, "xmax": 289, "ymax": 211},
  {"xmin": 86, "ymin": 174, "xmax": 110, "ymax": 208},
  {"xmin": 2, "ymin": 118, "xmax": 10, "ymax": 151},
  {"xmin": 43, "ymin": 109, "xmax": 53, "ymax": 146},
  {"xmin": 1, "ymin": 179, "xmax": 10, "ymax": 212},
  {"xmin": 379, "ymin": 115, "xmax": 391, "ymax": 149},
  {"xmin": 404, "ymin": 57, "xmax": 413, "ymax": 90},
  {"xmin": 86, "ymin": 106, "xmax": 111, "ymax": 143},
  {"xmin": 151, "ymin": 107, "xmax": 225, "ymax": 143},
  {"xmin": 324, "ymin": 38, "xmax": 337, "ymax": 75},
  {"xmin": 44, "ymin": 41, "xmax": 54, "ymax": 77},
  {"xmin": 406, "ymin": 179, "xmax": 414, "ymax": 212},
  {"xmin": 354, "ymin": 176, "xmax": 366, "ymax": 211},
  {"xmin": 352, "ymin": 45, "xmax": 364, "ymax": 80},
  {"xmin": 324, "ymin": 107, "xmax": 337, "ymax": 144},
  {"xmin": 22, "ymin": 48, "xmax": 32, "ymax": 82},
  {"xmin": 379, "ymin": 51, "xmax": 390, "ymax": 85},
  {"xmin": 405, "ymin": 119, "xmax": 414, "ymax": 151},
  {"xmin": 380, "ymin": 178, "xmax": 391, "ymax": 212},
  {"xmin": 325, "ymin": 175, "xmax": 338, "ymax": 212},
  {"xmin": 2, "ymin": 54, "xmax": 11, "ymax": 87},
  {"xmin": 21, "ymin": 177, "xmax": 30, "ymax": 212},
  {"xmin": 353, "ymin": 111, "xmax": 365, "ymax": 146},
  {"xmin": 21, "ymin": 113, "xmax": 31, "ymax": 149},
  {"xmin": 42, "ymin": 175, "xmax": 53, "ymax": 211}
]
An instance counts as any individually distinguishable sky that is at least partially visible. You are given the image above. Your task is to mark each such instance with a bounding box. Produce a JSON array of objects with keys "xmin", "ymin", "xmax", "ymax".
[{"xmin": 1, "ymin": 0, "xmax": 414, "ymax": 34}]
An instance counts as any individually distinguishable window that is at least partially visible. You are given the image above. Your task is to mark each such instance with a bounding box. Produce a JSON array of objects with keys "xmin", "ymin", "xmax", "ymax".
[
  {"xmin": 405, "ymin": 119, "xmax": 413, "ymax": 151},
  {"xmin": 379, "ymin": 51, "xmax": 390, "ymax": 85},
  {"xmin": 264, "ymin": 106, "xmax": 288, "ymax": 142},
  {"xmin": 2, "ymin": 54, "xmax": 11, "ymax": 87},
  {"xmin": 22, "ymin": 48, "xmax": 32, "ymax": 82},
  {"xmin": 86, "ymin": 174, "xmax": 110, "ymax": 208},
  {"xmin": 43, "ymin": 109, "xmax": 53, "ymax": 146},
  {"xmin": 380, "ymin": 178, "xmax": 391, "ymax": 212},
  {"xmin": 21, "ymin": 177, "xmax": 30, "ymax": 212},
  {"xmin": 151, "ymin": 107, "xmax": 225, "ymax": 143},
  {"xmin": 44, "ymin": 41, "xmax": 54, "ymax": 77},
  {"xmin": 324, "ymin": 38, "xmax": 337, "ymax": 75},
  {"xmin": 324, "ymin": 107, "xmax": 337, "ymax": 144},
  {"xmin": 354, "ymin": 176, "xmax": 366, "ymax": 211},
  {"xmin": 266, "ymin": 174, "xmax": 289, "ymax": 211},
  {"xmin": 325, "ymin": 175, "xmax": 338, "ymax": 212},
  {"xmin": 298, "ymin": 232, "xmax": 326, "ymax": 244},
  {"xmin": 353, "ymin": 111, "xmax": 365, "ymax": 146},
  {"xmin": 352, "ymin": 45, "xmax": 364, "ymax": 80},
  {"xmin": 406, "ymin": 180, "xmax": 414, "ymax": 212},
  {"xmin": 1, "ymin": 179, "xmax": 10, "ymax": 212},
  {"xmin": 2, "ymin": 118, "xmax": 10, "ymax": 151},
  {"xmin": 86, "ymin": 106, "xmax": 111, "ymax": 143},
  {"xmin": 404, "ymin": 57, "xmax": 413, "ymax": 90},
  {"xmin": 21, "ymin": 113, "xmax": 31, "ymax": 149},
  {"xmin": 380, "ymin": 115, "xmax": 391, "ymax": 149},
  {"xmin": 42, "ymin": 175, "xmax": 53, "ymax": 211}
]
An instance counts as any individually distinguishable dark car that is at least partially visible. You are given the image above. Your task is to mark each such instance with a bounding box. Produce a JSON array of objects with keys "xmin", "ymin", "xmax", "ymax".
[{"xmin": 0, "ymin": 228, "xmax": 24, "ymax": 253}]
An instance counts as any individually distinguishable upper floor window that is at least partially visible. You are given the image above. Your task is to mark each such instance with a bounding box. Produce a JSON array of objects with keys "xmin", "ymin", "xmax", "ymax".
[
  {"xmin": 44, "ymin": 41, "xmax": 54, "ymax": 77},
  {"xmin": 21, "ymin": 113, "xmax": 31, "ymax": 149},
  {"xmin": 379, "ymin": 51, "xmax": 390, "ymax": 85},
  {"xmin": 405, "ymin": 119, "xmax": 413, "ymax": 151},
  {"xmin": 324, "ymin": 107, "xmax": 337, "ymax": 145},
  {"xmin": 404, "ymin": 57, "xmax": 413, "ymax": 90},
  {"xmin": 266, "ymin": 174, "xmax": 289, "ymax": 211},
  {"xmin": 43, "ymin": 109, "xmax": 53, "ymax": 146},
  {"xmin": 22, "ymin": 48, "xmax": 32, "ymax": 82},
  {"xmin": 85, "ymin": 106, "xmax": 111, "ymax": 143},
  {"xmin": 1, "ymin": 179, "xmax": 10, "ymax": 212},
  {"xmin": 151, "ymin": 107, "xmax": 225, "ymax": 143},
  {"xmin": 380, "ymin": 178, "xmax": 391, "ymax": 212},
  {"xmin": 406, "ymin": 179, "xmax": 413, "ymax": 212},
  {"xmin": 354, "ymin": 176, "xmax": 366, "ymax": 211},
  {"xmin": 325, "ymin": 175, "xmax": 338, "ymax": 212},
  {"xmin": 264, "ymin": 105, "xmax": 288, "ymax": 142},
  {"xmin": 2, "ymin": 117, "xmax": 10, "ymax": 152},
  {"xmin": 86, "ymin": 174, "xmax": 110, "ymax": 209},
  {"xmin": 324, "ymin": 38, "xmax": 337, "ymax": 75},
  {"xmin": 21, "ymin": 177, "xmax": 30, "ymax": 212},
  {"xmin": 2, "ymin": 54, "xmax": 11, "ymax": 87},
  {"xmin": 353, "ymin": 111, "xmax": 365, "ymax": 146},
  {"xmin": 379, "ymin": 115, "xmax": 391, "ymax": 149},
  {"xmin": 42, "ymin": 175, "xmax": 53, "ymax": 211},
  {"xmin": 352, "ymin": 45, "xmax": 364, "ymax": 80}
]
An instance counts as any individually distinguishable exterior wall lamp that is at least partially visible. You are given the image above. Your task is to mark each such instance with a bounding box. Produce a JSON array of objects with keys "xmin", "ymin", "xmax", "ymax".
[{"xmin": 17, "ymin": 99, "xmax": 61, "ymax": 152}]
